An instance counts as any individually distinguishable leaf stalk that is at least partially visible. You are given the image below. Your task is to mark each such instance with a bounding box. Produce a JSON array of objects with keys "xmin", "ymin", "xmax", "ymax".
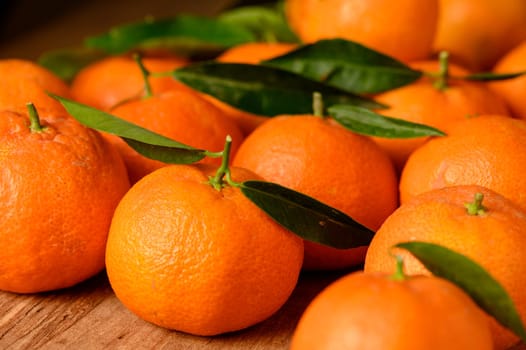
[{"xmin": 133, "ymin": 53, "xmax": 153, "ymax": 98}]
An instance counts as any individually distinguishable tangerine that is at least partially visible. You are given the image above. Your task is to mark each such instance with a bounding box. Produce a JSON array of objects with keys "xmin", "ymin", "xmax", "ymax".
[
  {"xmin": 364, "ymin": 185, "xmax": 526, "ymax": 349},
  {"xmin": 0, "ymin": 59, "xmax": 71, "ymax": 114},
  {"xmin": 491, "ymin": 40, "xmax": 526, "ymax": 121},
  {"xmin": 399, "ymin": 115, "xmax": 526, "ymax": 212},
  {"xmin": 433, "ymin": 0, "xmax": 526, "ymax": 71},
  {"xmin": 233, "ymin": 114, "xmax": 398, "ymax": 270},
  {"xmin": 373, "ymin": 55, "xmax": 509, "ymax": 172},
  {"xmin": 216, "ymin": 42, "xmax": 297, "ymax": 64},
  {"xmin": 0, "ymin": 105, "xmax": 130, "ymax": 293},
  {"xmin": 108, "ymin": 87, "xmax": 244, "ymax": 184},
  {"xmin": 291, "ymin": 265, "xmax": 492, "ymax": 350},
  {"xmin": 70, "ymin": 54, "xmax": 187, "ymax": 111},
  {"xmin": 284, "ymin": 0, "xmax": 438, "ymax": 62},
  {"xmin": 105, "ymin": 160, "xmax": 304, "ymax": 336}
]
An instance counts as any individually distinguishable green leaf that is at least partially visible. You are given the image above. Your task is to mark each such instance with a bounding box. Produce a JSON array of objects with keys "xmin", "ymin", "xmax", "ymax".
[
  {"xmin": 218, "ymin": 5, "xmax": 299, "ymax": 43},
  {"xmin": 173, "ymin": 62, "xmax": 385, "ymax": 116},
  {"xmin": 328, "ymin": 105, "xmax": 446, "ymax": 138},
  {"xmin": 50, "ymin": 95, "xmax": 207, "ymax": 164},
  {"xmin": 263, "ymin": 39, "xmax": 423, "ymax": 94},
  {"xmin": 396, "ymin": 241, "xmax": 526, "ymax": 343},
  {"xmin": 85, "ymin": 15, "xmax": 256, "ymax": 56},
  {"xmin": 37, "ymin": 47, "xmax": 108, "ymax": 83},
  {"xmin": 241, "ymin": 180, "xmax": 375, "ymax": 249},
  {"xmin": 462, "ymin": 71, "xmax": 526, "ymax": 82}
]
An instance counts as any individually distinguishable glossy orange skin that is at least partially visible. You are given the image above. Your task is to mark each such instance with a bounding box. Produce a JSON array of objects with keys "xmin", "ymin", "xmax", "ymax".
[
  {"xmin": 373, "ymin": 60, "xmax": 510, "ymax": 173},
  {"xmin": 285, "ymin": 0, "xmax": 438, "ymax": 62},
  {"xmin": 0, "ymin": 59, "xmax": 71, "ymax": 114},
  {"xmin": 365, "ymin": 185, "xmax": 526, "ymax": 349},
  {"xmin": 107, "ymin": 88, "xmax": 244, "ymax": 184},
  {"xmin": 399, "ymin": 115, "xmax": 526, "ymax": 212},
  {"xmin": 233, "ymin": 115, "xmax": 398, "ymax": 270},
  {"xmin": 0, "ymin": 109, "xmax": 130, "ymax": 293},
  {"xmin": 70, "ymin": 55, "xmax": 188, "ymax": 111},
  {"xmin": 491, "ymin": 40, "xmax": 526, "ymax": 120},
  {"xmin": 106, "ymin": 164, "xmax": 304, "ymax": 336},
  {"xmin": 433, "ymin": 0, "xmax": 526, "ymax": 71},
  {"xmin": 291, "ymin": 270, "xmax": 493, "ymax": 350}
]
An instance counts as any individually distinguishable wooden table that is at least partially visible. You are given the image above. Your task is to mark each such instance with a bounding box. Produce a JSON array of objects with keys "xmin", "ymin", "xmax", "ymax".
[
  {"xmin": 0, "ymin": 269, "xmax": 347, "ymax": 349},
  {"xmin": 2, "ymin": 270, "xmax": 525, "ymax": 349}
]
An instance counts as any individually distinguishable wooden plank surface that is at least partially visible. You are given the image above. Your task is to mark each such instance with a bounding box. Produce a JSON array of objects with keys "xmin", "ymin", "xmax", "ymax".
[
  {"xmin": 2, "ymin": 269, "xmax": 525, "ymax": 349},
  {"xmin": 0, "ymin": 270, "xmax": 347, "ymax": 349}
]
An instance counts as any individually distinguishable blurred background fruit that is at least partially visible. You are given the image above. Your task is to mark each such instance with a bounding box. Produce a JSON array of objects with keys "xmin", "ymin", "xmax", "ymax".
[
  {"xmin": 433, "ymin": 0, "xmax": 526, "ymax": 71},
  {"xmin": 0, "ymin": 59, "xmax": 72, "ymax": 114},
  {"xmin": 284, "ymin": 0, "xmax": 438, "ymax": 62},
  {"xmin": 490, "ymin": 40, "xmax": 526, "ymax": 121},
  {"xmin": 70, "ymin": 55, "xmax": 188, "ymax": 111}
]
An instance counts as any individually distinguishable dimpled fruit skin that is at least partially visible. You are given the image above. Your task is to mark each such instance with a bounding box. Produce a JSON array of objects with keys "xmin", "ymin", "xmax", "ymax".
[
  {"xmin": 399, "ymin": 115, "xmax": 526, "ymax": 213},
  {"xmin": 105, "ymin": 164, "xmax": 304, "ymax": 336},
  {"xmin": 0, "ymin": 109, "xmax": 130, "ymax": 293},
  {"xmin": 233, "ymin": 115, "xmax": 398, "ymax": 270},
  {"xmin": 365, "ymin": 185, "xmax": 526, "ymax": 349}
]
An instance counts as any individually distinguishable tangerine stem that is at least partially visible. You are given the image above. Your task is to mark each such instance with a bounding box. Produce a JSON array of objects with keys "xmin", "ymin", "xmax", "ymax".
[
  {"xmin": 26, "ymin": 103, "xmax": 44, "ymax": 133},
  {"xmin": 312, "ymin": 92, "xmax": 324, "ymax": 118},
  {"xmin": 465, "ymin": 192, "xmax": 487, "ymax": 216},
  {"xmin": 390, "ymin": 254, "xmax": 407, "ymax": 281},
  {"xmin": 133, "ymin": 53, "xmax": 153, "ymax": 98},
  {"xmin": 209, "ymin": 135, "xmax": 234, "ymax": 191},
  {"xmin": 433, "ymin": 51, "xmax": 450, "ymax": 91}
]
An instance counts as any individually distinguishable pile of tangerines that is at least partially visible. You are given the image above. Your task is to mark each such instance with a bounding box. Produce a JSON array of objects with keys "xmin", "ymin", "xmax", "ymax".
[{"xmin": 2, "ymin": 0, "xmax": 526, "ymax": 349}]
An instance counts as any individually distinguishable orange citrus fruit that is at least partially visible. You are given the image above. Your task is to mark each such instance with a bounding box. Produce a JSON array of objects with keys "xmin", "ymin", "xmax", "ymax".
[
  {"xmin": 70, "ymin": 54, "xmax": 187, "ymax": 111},
  {"xmin": 105, "ymin": 163, "xmax": 304, "ymax": 336},
  {"xmin": 0, "ymin": 59, "xmax": 71, "ymax": 114},
  {"xmin": 433, "ymin": 0, "xmax": 526, "ymax": 71},
  {"xmin": 291, "ymin": 268, "xmax": 492, "ymax": 350},
  {"xmin": 107, "ymin": 87, "xmax": 244, "ymax": 184},
  {"xmin": 233, "ymin": 115, "xmax": 398, "ymax": 270},
  {"xmin": 364, "ymin": 185, "xmax": 526, "ymax": 349},
  {"xmin": 0, "ymin": 106, "xmax": 130, "ymax": 293},
  {"xmin": 399, "ymin": 115, "xmax": 526, "ymax": 212},
  {"xmin": 284, "ymin": 0, "xmax": 439, "ymax": 62},
  {"xmin": 490, "ymin": 40, "xmax": 526, "ymax": 120},
  {"xmin": 216, "ymin": 42, "xmax": 297, "ymax": 64},
  {"xmin": 373, "ymin": 57, "xmax": 510, "ymax": 172}
]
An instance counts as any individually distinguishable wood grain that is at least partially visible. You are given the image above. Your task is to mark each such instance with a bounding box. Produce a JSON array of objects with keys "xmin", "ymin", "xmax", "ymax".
[
  {"xmin": 0, "ymin": 270, "xmax": 346, "ymax": 349},
  {"xmin": 1, "ymin": 269, "xmax": 526, "ymax": 349}
]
